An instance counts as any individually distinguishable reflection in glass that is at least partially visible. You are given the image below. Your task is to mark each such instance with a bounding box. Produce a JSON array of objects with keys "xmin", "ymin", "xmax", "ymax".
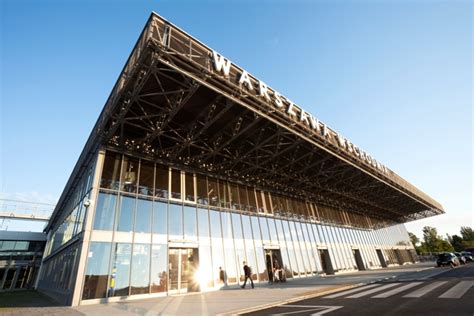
[
  {"xmin": 109, "ymin": 243, "xmax": 132, "ymax": 297},
  {"xmin": 82, "ymin": 242, "xmax": 111, "ymax": 300},
  {"xmin": 168, "ymin": 204, "xmax": 183, "ymax": 240},
  {"xmin": 150, "ymin": 244, "xmax": 168, "ymax": 293},
  {"xmin": 115, "ymin": 196, "xmax": 135, "ymax": 232},
  {"xmin": 135, "ymin": 198, "xmax": 152, "ymax": 233},
  {"xmin": 183, "ymin": 206, "xmax": 197, "ymax": 240},
  {"xmin": 131, "ymin": 244, "xmax": 150, "ymax": 294},
  {"xmin": 218, "ymin": 181, "xmax": 228, "ymax": 208},
  {"xmin": 275, "ymin": 219, "xmax": 293, "ymax": 278},
  {"xmin": 93, "ymin": 192, "xmax": 117, "ymax": 231},
  {"xmin": 100, "ymin": 152, "xmax": 121, "ymax": 190}
]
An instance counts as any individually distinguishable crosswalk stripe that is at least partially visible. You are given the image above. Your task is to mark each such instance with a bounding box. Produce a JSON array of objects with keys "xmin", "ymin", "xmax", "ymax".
[
  {"xmin": 438, "ymin": 281, "xmax": 474, "ymax": 299},
  {"xmin": 346, "ymin": 283, "xmax": 399, "ymax": 298},
  {"xmin": 372, "ymin": 282, "xmax": 422, "ymax": 298},
  {"xmin": 403, "ymin": 281, "xmax": 448, "ymax": 298},
  {"xmin": 323, "ymin": 284, "xmax": 381, "ymax": 299}
]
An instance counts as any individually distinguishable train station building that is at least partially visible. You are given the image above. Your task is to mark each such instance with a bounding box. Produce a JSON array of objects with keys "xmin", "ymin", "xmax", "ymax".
[{"xmin": 36, "ymin": 13, "xmax": 444, "ymax": 305}]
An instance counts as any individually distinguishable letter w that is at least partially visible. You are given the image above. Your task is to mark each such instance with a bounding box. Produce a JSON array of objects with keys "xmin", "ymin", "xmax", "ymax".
[{"xmin": 212, "ymin": 51, "xmax": 231, "ymax": 77}]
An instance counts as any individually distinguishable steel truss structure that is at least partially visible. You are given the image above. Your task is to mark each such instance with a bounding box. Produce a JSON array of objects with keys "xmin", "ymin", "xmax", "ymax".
[{"xmin": 49, "ymin": 13, "xmax": 443, "ymax": 231}]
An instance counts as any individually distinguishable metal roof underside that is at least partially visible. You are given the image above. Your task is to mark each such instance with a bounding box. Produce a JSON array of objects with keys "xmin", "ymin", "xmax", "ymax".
[{"xmin": 50, "ymin": 13, "xmax": 444, "ymax": 230}]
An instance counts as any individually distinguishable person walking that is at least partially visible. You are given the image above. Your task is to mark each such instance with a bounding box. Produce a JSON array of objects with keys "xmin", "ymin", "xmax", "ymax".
[{"xmin": 241, "ymin": 261, "xmax": 254, "ymax": 289}]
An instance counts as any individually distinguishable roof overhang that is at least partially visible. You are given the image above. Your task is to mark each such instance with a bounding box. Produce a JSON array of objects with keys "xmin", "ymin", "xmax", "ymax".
[{"xmin": 46, "ymin": 12, "xmax": 444, "ymax": 231}]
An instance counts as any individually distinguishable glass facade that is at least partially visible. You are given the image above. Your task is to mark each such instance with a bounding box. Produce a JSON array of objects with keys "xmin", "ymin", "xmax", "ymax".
[{"xmin": 80, "ymin": 151, "xmax": 418, "ymax": 301}]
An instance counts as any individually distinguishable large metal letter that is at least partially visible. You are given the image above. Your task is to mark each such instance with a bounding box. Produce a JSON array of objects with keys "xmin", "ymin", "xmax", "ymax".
[
  {"xmin": 258, "ymin": 80, "xmax": 272, "ymax": 102},
  {"xmin": 239, "ymin": 70, "xmax": 254, "ymax": 91},
  {"xmin": 212, "ymin": 50, "xmax": 231, "ymax": 77}
]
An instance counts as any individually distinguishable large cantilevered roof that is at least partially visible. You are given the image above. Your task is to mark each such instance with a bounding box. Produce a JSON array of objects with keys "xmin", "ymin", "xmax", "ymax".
[{"xmin": 48, "ymin": 13, "xmax": 443, "ymax": 231}]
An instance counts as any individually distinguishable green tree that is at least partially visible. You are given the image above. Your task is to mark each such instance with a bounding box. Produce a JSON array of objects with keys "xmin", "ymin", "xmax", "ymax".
[
  {"xmin": 449, "ymin": 234, "xmax": 464, "ymax": 252},
  {"xmin": 421, "ymin": 226, "xmax": 454, "ymax": 253},
  {"xmin": 460, "ymin": 226, "xmax": 474, "ymax": 241},
  {"xmin": 409, "ymin": 232, "xmax": 419, "ymax": 248}
]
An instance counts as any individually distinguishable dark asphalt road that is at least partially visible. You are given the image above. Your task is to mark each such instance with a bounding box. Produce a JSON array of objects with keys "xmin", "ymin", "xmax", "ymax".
[{"xmin": 244, "ymin": 263, "xmax": 474, "ymax": 316}]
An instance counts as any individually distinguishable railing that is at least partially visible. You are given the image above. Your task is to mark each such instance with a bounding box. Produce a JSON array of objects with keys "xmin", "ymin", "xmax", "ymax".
[{"xmin": 0, "ymin": 199, "xmax": 55, "ymax": 222}]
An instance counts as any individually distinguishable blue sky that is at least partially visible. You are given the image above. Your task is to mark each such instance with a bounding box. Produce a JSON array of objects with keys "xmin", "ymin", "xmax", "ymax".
[{"xmin": 1, "ymin": 0, "xmax": 472, "ymax": 238}]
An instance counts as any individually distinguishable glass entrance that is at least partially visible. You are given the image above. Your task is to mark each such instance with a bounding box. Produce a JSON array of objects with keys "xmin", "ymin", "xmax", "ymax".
[
  {"xmin": 264, "ymin": 249, "xmax": 284, "ymax": 282},
  {"xmin": 168, "ymin": 248, "xmax": 199, "ymax": 293}
]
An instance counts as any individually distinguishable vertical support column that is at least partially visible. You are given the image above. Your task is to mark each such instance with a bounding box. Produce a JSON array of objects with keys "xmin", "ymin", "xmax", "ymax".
[{"xmin": 71, "ymin": 149, "xmax": 106, "ymax": 306}]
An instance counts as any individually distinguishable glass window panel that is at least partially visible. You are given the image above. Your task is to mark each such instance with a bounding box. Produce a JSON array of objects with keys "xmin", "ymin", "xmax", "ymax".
[
  {"xmin": 255, "ymin": 190, "xmax": 264, "ymax": 213},
  {"xmin": 135, "ymin": 198, "xmax": 152, "ymax": 234},
  {"xmin": 121, "ymin": 156, "xmax": 139, "ymax": 193},
  {"xmin": 238, "ymin": 185, "xmax": 249, "ymax": 211},
  {"xmin": 221, "ymin": 212, "xmax": 237, "ymax": 284},
  {"xmin": 168, "ymin": 204, "xmax": 183, "ymax": 240},
  {"xmin": 209, "ymin": 210, "xmax": 224, "ymax": 286},
  {"xmin": 109, "ymin": 243, "xmax": 132, "ymax": 297},
  {"xmin": 268, "ymin": 218, "xmax": 278, "ymax": 243},
  {"xmin": 82, "ymin": 242, "xmax": 111, "ymax": 300},
  {"xmin": 138, "ymin": 160, "xmax": 154, "ymax": 196},
  {"xmin": 218, "ymin": 180, "xmax": 227, "ymax": 208},
  {"xmin": 153, "ymin": 201, "xmax": 167, "ymax": 237},
  {"xmin": 208, "ymin": 178, "xmax": 219, "ymax": 207},
  {"xmin": 247, "ymin": 188, "xmax": 257, "ymax": 213},
  {"xmin": 100, "ymin": 152, "xmax": 121, "ymax": 190},
  {"xmin": 115, "ymin": 196, "xmax": 135, "ymax": 232},
  {"xmin": 185, "ymin": 172, "xmax": 195, "ymax": 202},
  {"xmin": 259, "ymin": 217, "xmax": 270, "ymax": 243},
  {"xmin": 170, "ymin": 169, "xmax": 181, "ymax": 200},
  {"xmin": 197, "ymin": 208, "xmax": 210, "ymax": 239},
  {"xmin": 183, "ymin": 206, "xmax": 197, "ymax": 240},
  {"xmin": 150, "ymin": 244, "xmax": 168, "ymax": 293},
  {"xmin": 264, "ymin": 192, "xmax": 273, "ymax": 214},
  {"xmin": 155, "ymin": 165, "xmax": 169, "ymax": 199},
  {"xmin": 241, "ymin": 215, "xmax": 257, "ymax": 279},
  {"xmin": 130, "ymin": 244, "xmax": 150, "ymax": 294},
  {"xmin": 251, "ymin": 216, "xmax": 266, "ymax": 281},
  {"xmin": 282, "ymin": 220, "xmax": 299, "ymax": 276},
  {"xmin": 198, "ymin": 245, "xmax": 214, "ymax": 289},
  {"xmin": 228, "ymin": 184, "xmax": 240, "ymax": 210},
  {"xmin": 231, "ymin": 213, "xmax": 245, "ymax": 282},
  {"xmin": 93, "ymin": 192, "xmax": 117, "ymax": 231},
  {"xmin": 196, "ymin": 174, "xmax": 208, "ymax": 205}
]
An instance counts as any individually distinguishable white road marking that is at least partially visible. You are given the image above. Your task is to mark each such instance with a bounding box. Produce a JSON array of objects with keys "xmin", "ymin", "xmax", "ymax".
[
  {"xmin": 403, "ymin": 281, "xmax": 448, "ymax": 298},
  {"xmin": 439, "ymin": 281, "xmax": 474, "ymax": 299},
  {"xmin": 372, "ymin": 282, "xmax": 422, "ymax": 298},
  {"xmin": 270, "ymin": 305, "xmax": 343, "ymax": 315},
  {"xmin": 346, "ymin": 283, "xmax": 399, "ymax": 298},
  {"xmin": 323, "ymin": 284, "xmax": 381, "ymax": 298}
]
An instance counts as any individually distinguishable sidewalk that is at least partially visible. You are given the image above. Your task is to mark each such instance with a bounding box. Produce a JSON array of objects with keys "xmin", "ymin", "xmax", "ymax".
[
  {"xmin": 73, "ymin": 280, "xmax": 350, "ymax": 316},
  {"xmin": 1, "ymin": 263, "xmax": 434, "ymax": 315}
]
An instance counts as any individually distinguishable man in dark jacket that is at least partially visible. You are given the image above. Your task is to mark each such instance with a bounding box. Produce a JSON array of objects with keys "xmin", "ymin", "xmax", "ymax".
[{"xmin": 241, "ymin": 261, "xmax": 254, "ymax": 289}]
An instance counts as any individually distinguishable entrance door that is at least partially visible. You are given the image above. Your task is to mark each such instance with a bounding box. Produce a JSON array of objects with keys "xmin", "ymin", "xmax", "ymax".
[
  {"xmin": 168, "ymin": 248, "xmax": 199, "ymax": 293},
  {"xmin": 264, "ymin": 249, "xmax": 284, "ymax": 282},
  {"xmin": 352, "ymin": 249, "xmax": 365, "ymax": 271},
  {"xmin": 376, "ymin": 249, "xmax": 387, "ymax": 268},
  {"xmin": 318, "ymin": 249, "xmax": 334, "ymax": 275}
]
